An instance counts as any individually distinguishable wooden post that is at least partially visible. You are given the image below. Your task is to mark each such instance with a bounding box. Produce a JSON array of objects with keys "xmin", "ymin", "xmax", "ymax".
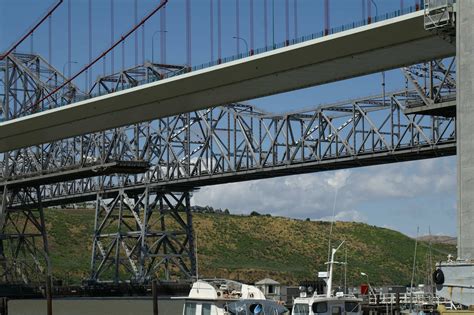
[
  {"xmin": 396, "ymin": 292, "xmax": 400, "ymax": 315},
  {"xmin": 152, "ymin": 280, "xmax": 158, "ymax": 315},
  {"xmin": 0, "ymin": 297, "xmax": 7, "ymax": 315},
  {"xmin": 46, "ymin": 274, "xmax": 53, "ymax": 315}
]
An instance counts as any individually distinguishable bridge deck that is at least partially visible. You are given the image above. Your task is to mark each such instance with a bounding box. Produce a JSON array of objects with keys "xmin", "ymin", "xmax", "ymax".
[
  {"xmin": 10, "ymin": 139, "xmax": 456, "ymax": 210},
  {"xmin": 0, "ymin": 10, "xmax": 455, "ymax": 152}
]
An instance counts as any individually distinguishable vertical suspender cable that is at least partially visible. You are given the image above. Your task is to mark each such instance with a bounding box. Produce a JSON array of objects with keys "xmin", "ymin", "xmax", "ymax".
[
  {"xmin": 0, "ymin": 0, "xmax": 63, "ymax": 61},
  {"xmin": 135, "ymin": 0, "xmax": 138, "ymax": 66},
  {"xmin": 122, "ymin": 5, "xmax": 127, "ymax": 71},
  {"xmin": 30, "ymin": 34, "xmax": 33, "ymax": 54},
  {"xmin": 236, "ymin": 0, "xmax": 240, "ymax": 54},
  {"xmin": 186, "ymin": 0, "xmax": 191, "ymax": 66},
  {"xmin": 218, "ymin": 0, "xmax": 222, "ymax": 62},
  {"xmin": 48, "ymin": 15, "xmax": 52, "ymax": 65},
  {"xmin": 362, "ymin": 0, "xmax": 366, "ymax": 22},
  {"xmin": 293, "ymin": 0, "xmax": 298, "ymax": 39},
  {"xmin": 400, "ymin": 0, "xmax": 404, "ymax": 10},
  {"xmin": 122, "ymin": 42, "xmax": 125, "ymax": 70},
  {"xmin": 68, "ymin": 0, "xmax": 72, "ymax": 77},
  {"xmin": 250, "ymin": 0, "xmax": 254, "ymax": 54},
  {"xmin": 210, "ymin": 0, "xmax": 214, "ymax": 61},
  {"xmin": 111, "ymin": 0, "xmax": 115, "ymax": 74},
  {"xmin": 285, "ymin": 0, "xmax": 289, "ymax": 45},
  {"xmin": 264, "ymin": 0, "xmax": 268, "ymax": 48},
  {"xmin": 30, "ymin": 0, "xmax": 168, "ymax": 112},
  {"xmin": 160, "ymin": 5, "xmax": 166, "ymax": 64},
  {"xmin": 88, "ymin": 0, "xmax": 92, "ymax": 88},
  {"xmin": 367, "ymin": 0, "xmax": 372, "ymax": 24},
  {"xmin": 142, "ymin": 24, "xmax": 145, "ymax": 65},
  {"xmin": 324, "ymin": 0, "xmax": 330, "ymax": 35}
]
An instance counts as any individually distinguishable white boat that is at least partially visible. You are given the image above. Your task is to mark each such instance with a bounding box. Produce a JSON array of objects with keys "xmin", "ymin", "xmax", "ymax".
[
  {"xmin": 292, "ymin": 242, "xmax": 362, "ymax": 315},
  {"xmin": 181, "ymin": 278, "xmax": 289, "ymax": 314}
]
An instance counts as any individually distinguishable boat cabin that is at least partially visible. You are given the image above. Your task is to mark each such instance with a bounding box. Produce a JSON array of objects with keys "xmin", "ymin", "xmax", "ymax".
[
  {"xmin": 292, "ymin": 294, "xmax": 362, "ymax": 315},
  {"xmin": 182, "ymin": 279, "xmax": 288, "ymax": 315},
  {"xmin": 292, "ymin": 242, "xmax": 362, "ymax": 315}
]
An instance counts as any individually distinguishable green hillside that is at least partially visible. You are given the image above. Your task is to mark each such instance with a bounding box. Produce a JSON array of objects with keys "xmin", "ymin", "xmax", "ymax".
[{"xmin": 43, "ymin": 209, "xmax": 456, "ymax": 286}]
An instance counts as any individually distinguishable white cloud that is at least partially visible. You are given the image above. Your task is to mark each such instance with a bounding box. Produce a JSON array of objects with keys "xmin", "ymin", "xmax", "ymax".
[
  {"xmin": 327, "ymin": 169, "xmax": 351, "ymax": 189},
  {"xmin": 192, "ymin": 170, "xmax": 347, "ymax": 218},
  {"xmin": 320, "ymin": 210, "xmax": 368, "ymax": 223},
  {"xmin": 344, "ymin": 158, "xmax": 456, "ymax": 202},
  {"xmin": 192, "ymin": 157, "xmax": 456, "ymax": 223}
]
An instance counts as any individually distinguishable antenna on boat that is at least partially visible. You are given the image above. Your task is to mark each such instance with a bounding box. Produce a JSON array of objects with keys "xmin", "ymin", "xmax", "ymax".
[
  {"xmin": 409, "ymin": 226, "xmax": 420, "ymax": 312},
  {"xmin": 195, "ymin": 230, "xmax": 199, "ymax": 281},
  {"xmin": 326, "ymin": 186, "xmax": 339, "ymax": 271},
  {"xmin": 326, "ymin": 240, "xmax": 345, "ymax": 298},
  {"xmin": 428, "ymin": 226, "xmax": 433, "ymax": 292},
  {"xmin": 344, "ymin": 245, "xmax": 348, "ymax": 294}
]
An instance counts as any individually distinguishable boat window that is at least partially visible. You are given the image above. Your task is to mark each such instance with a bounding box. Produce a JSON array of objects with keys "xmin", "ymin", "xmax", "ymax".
[
  {"xmin": 250, "ymin": 303, "xmax": 264, "ymax": 314},
  {"xmin": 293, "ymin": 303, "xmax": 310, "ymax": 315},
  {"xmin": 345, "ymin": 302, "xmax": 360, "ymax": 313},
  {"xmin": 331, "ymin": 306, "xmax": 342, "ymax": 315},
  {"xmin": 201, "ymin": 303, "xmax": 212, "ymax": 315},
  {"xmin": 268, "ymin": 285, "xmax": 275, "ymax": 294},
  {"xmin": 184, "ymin": 302, "xmax": 197, "ymax": 315},
  {"xmin": 312, "ymin": 302, "xmax": 328, "ymax": 313}
]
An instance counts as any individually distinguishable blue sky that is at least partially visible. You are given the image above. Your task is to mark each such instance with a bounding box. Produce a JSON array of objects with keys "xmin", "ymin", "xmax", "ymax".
[{"xmin": 0, "ymin": 0, "xmax": 456, "ymax": 237}]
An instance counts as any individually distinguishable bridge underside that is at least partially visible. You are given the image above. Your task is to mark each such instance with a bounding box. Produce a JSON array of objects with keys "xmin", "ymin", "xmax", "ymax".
[{"xmin": 6, "ymin": 142, "xmax": 454, "ymax": 210}]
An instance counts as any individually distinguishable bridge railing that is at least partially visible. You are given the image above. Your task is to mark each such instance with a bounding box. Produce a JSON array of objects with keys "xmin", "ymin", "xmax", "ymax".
[{"xmin": 368, "ymin": 292, "xmax": 452, "ymax": 305}]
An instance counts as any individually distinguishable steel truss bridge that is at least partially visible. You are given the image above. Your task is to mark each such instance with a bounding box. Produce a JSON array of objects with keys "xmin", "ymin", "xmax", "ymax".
[{"xmin": 0, "ymin": 52, "xmax": 456, "ymax": 284}]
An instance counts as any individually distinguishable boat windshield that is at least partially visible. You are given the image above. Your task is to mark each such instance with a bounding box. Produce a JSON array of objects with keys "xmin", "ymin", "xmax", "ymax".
[
  {"xmin": 202, "ymin": 303, "xmax": 212, "ymax": 315},
  {"xmin": 184, "ymin": 302, "xmax": 197, "ymax": 315},
  {"xmin": 312, "ymin": 301, "xmax": 328, "ymax": 313},
  {"xmin": 345, "ymin": 301, "xmax": 360, "ymax": 313},
  {"xmin": 227, "ymin": 300, "xmax": 288, "ymax": 314},
  {"xmin": 293, "ymin": 303, "xmax": 310, "ymax": 315}
]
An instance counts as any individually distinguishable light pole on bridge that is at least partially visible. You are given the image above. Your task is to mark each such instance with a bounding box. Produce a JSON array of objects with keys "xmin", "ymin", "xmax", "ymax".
[
  {"xmin": 62, "ymin": 61, "xmax": 78, "ymax": 78},
  {"xmin": 232, "ymin": 36, "xmax": 249, "ymax": 53}
]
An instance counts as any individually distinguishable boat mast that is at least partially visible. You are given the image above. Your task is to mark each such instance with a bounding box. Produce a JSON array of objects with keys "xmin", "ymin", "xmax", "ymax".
[
  {"xmin": 326, "ymin": 241, "xmax": 345, "ymax": 298},
  {"xmin": 409, "ymin": 226, "xmax": 420, "ymax": 312}
]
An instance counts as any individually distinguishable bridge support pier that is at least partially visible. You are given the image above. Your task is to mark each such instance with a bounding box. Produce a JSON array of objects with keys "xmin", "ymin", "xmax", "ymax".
[
  {"xmin": 0, "ymin": 186, "xmax": 51, "ymax": 285},
  {"xmin": 436, "ymin": 0, "xmax": 474, "ymax": 308},
  {"xmin": 456, "ymin": 0, "xmax": 474, "ymax": 263},
  {"xmin": 90, "ymin": 187, "xmax": 196, "ymax": 284}
]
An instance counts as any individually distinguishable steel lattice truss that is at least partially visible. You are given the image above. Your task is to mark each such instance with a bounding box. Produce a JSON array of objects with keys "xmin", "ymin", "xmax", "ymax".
[
  {"xmin": 2, "ymin": 89, "xmax": 456, "ymax": 207},
  {"xmin": 90, "ymin": 189, "xmax": 196, "ymax": 283},
  {"xmin": 0, "ymin": 186, "xmax": 50, "ymax": 284},
  {"xmin": 0, "ymin": 53, "xmax": 84, "ymax": 120},
  {"xmin": 0, "ymin": 54, "xmax": 457, "ymax": 284},
  {"xmin": 0, "ymin": 55, "xmax": 457, "ymax": 193}
]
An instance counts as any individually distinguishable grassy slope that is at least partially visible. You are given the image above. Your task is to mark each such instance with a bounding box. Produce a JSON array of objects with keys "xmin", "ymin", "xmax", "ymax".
[{"xmin": 44, "ymin": 209, "xmax": 456, "ymax": 286}]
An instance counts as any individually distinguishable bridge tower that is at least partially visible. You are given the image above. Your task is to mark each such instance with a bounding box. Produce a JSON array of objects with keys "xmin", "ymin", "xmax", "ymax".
[
  {"xmin": 0, "ymin": 53, "xmax": 78, "ymax": 285},
  {"xmin": 89, "ymin": 187, "xmax": 196, "ymax": 283},
  {"xmin": 0, "ymin": 186, "xmax": 51, "ymax": 285}
]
